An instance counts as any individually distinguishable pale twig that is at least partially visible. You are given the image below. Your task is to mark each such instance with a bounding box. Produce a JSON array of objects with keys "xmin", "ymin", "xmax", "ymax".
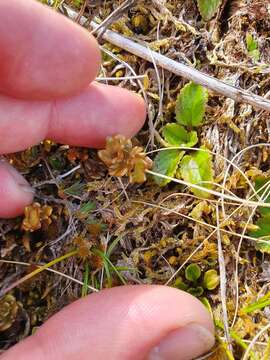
[
  {"xmin": 64, "ymin": 5, "xmax": 270, "ymax": 112},
  {"xmin": 57, "ymin": 164, "xmax": 81, "ymax": 179},
  {"xmin": 96, "ymin": 75, "xmax": 146, "ymax": 81}
]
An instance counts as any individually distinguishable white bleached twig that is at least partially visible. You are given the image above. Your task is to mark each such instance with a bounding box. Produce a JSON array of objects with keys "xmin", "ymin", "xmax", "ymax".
[{"xmin": 64, "ymin": 5, "xmax": 270, "ymax": 112}]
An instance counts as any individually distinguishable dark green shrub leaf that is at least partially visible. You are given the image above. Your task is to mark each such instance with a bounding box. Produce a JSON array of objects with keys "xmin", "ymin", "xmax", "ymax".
[
  {"xmin": 175, "ymin": 82, "xmax": 208, "ymax": 128},
  {"xmin": 173, "ymin": 277, "xmax": 189, "ymax": 291},
  {"xmin": 197, "ymin": 0, "xmax": 222, "ymax": 21},
  {"xmin": 153, "ymin": 149, "xmax": 184, "ymax": 186},
  {"xmin": 185, "ymin": 263, "xmax": 201, "ymax": 282},
  {"xmin": 64, "ymin": 182, "xmax": 86, "ymax": 196},
  {"xmin": 248, "ymin": 175, "xmax": 270, "ymax": 253},
  {"xmin": 188, "ymin": 286, "xmax": 204, "ymax": 297},
  {"xmin": 179, "ymin": 147, "xmax": 214, "ymax": 198},
  {"xmin": 80, "ymin": 201, "xmax": 96, "ymax": 214},
  {"xmin": 249, "ymin": 215, "xmax": 270, "ymax": 253},
  {"xmin": 203, "ymin": 269, "xmax": 220, "ymax": 290},
  {"xmin": 254, "ymin": 176, "xmax": 270, "ymax": 216},
  {"xmin": 162, "ymin": 123, "xmax": 198, "ymax": 147}
]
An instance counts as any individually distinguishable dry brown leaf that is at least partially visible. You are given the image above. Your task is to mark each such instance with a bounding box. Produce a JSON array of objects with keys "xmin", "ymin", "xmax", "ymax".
[{"xmin": 98, "ymin": 135, "xmax": 152, "ymax": 184}]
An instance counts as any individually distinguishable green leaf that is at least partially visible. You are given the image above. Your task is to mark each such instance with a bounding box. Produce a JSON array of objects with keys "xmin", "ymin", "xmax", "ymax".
[
  {"xmin": 248, "ymin": 175, "xmax": 270, "ymax": 252},
  {"xmin": 153, "ymin": 149, "xmax": 184, "ymax": 187},
  {"xmin": 175, "ymin": 82, "xmax": 208, "ymax": 128},
  {"xmin": 79, "ymin": 201, "xmax": 96, "ymax": 215},
  {"xmin": 246, "ymin": 33, "xmax": 260, "ymax": 61},
  {"xmin": 185, "ymin": 263, "xmax": 201, "ymax": 282},
  {"xmin": 246, "ymin": 33, "xmax": 258, "ymax": 52},
  {"xmin": 200, "ymin": 297, "xmax": 214, "ymax": 318},
  {"xmin": 81, "ymin": 263, "xmax": 90, "ymax": 297},
  {"xmin": 197, "ymin": 0, "xmax": 222, "ymax": 21},
  {"xmin": 249, "ymin": 215, "xmax": 270, "ymax": 253},
  {"xmin": 242, "ymin": 291, "xmax": 270, "ymax": 314},
  {"xmin": 173, "ymin": 277, "xmax": 189, "ymax": 291},
  {"xmin": 188, "ymin": 286, "xmax": 204, "ymax": 297},
  {"xmin": 203, "ymin": 269, "xmax": 220, "ymax": 290},
  {"xmin": 162, "ymin": 123, "xmax": 198, "ymax": 147},
  {"xmin": 254, "ymin": 176, "xmax": 270, "ymax": 216},
  {"xmin": 179, "ymin": 147, "xmax": 214, "ymax": 198},
  {"xmin": 64, "ymin": 182, "xmax": 86, "ymax": 196}
]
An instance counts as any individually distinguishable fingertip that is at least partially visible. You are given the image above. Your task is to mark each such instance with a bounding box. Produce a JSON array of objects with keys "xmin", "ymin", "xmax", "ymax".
[
  {"xmin": 48, "ymin": 84, "xmax": 147, "ymax": 148},
  {"xmin": 105, "ymin": 86, "xmax": 147, "ymax": 145},
  {"xmin": 0, "ymin": 162, "xmax": 34, "ymax": 218},
  {"xmin": 1, "ymin": 285, "xmax": 214, "ymax": 360},
  {"xmin": 0, "ymin": 0, "xmax": 101, "ymax": 100}
]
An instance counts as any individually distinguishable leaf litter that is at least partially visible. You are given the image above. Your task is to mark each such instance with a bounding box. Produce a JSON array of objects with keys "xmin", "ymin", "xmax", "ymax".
[{"xmin": 2, "ymin": 0, "xmax": 270, "ymax": 358}]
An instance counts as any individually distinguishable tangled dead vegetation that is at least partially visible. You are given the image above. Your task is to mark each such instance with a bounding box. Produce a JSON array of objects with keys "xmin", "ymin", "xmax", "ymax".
[{"xmin": 2, "ymin": 0, "xmax": 270, "ymax": 358}]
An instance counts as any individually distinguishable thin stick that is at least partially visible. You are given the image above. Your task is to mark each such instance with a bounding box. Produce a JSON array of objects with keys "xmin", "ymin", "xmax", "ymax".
[{"xmin": 64, "ymin": 6, "xmax": 270, "ymax": 112}]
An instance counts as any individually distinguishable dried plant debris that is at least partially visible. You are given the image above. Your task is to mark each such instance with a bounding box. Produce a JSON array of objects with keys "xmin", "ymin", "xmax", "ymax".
[
  {"xmin": 2, "ymin": 0, "xmax": 270, "ymax": 358},
  {"xmin": 0, "ymin": 295, "xmax": 19, "ymax": 332},
  {"xmin": 197, "ymin": 0, "xmax": 222, "ymax": 21},
  {"xmin": 98, "ymin": 135, "xmax": 152, "ymax": 184},
  {"xmin": 22, "ymin": 203, "xmax": 53, "ymax": 232}
]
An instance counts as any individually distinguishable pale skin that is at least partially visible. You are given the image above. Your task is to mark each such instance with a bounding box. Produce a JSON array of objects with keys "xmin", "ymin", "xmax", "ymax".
[{"xmin": 0, "ymin": 1, "xmax": 215, "ymax": 359}]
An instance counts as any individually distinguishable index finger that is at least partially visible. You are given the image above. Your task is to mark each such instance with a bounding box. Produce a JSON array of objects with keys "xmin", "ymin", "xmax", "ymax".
[{"xmin": 0, "ymin": 0, "xmax": 100, "ymax": 100}]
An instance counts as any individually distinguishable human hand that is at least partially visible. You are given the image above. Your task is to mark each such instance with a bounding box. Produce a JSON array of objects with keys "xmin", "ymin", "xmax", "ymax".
[{"xmin": 0, "ymin": 1, "xmax": 215, "ymax": 359}]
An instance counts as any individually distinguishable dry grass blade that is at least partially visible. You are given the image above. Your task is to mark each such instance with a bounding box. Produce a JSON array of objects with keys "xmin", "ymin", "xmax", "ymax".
[
  {"xmin": 216, "ymin": 203, "xmax": 232, "ymax": 350},
  {"xmin": 242, "ymin": 323, "xmax": 270, "ymax": 360},
  {"xmin": 0, "ymin": 250, "xmax": 80, "ymax": 298},
  {"xmin": 0, "ymin": 260, "xmax": 98, "ymax": 293},
  {"xmin": 146, "ymin": 169, "xmax": 270, "ymax": 209}
]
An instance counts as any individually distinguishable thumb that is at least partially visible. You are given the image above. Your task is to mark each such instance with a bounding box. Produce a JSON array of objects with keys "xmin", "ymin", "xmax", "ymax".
[
  {"xmin": 0, "ymin": 161, "xmax": 34, "ymax": 218},
  {"xmin": 2, "ymin": 285, "xmax": 215, "ymax": 360}
]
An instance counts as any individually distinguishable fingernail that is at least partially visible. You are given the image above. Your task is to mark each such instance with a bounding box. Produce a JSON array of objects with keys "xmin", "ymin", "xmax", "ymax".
[
  {"xmin": 18, "ymin": 184, "xmax": 36, "ymax": 194},
  {"xmin": 148, "ymin": 323, "xmax": 215, "ymax": 360},
  {"xmin": 1, "ymin": 162, "xmax": 35, "ymax": 195}
]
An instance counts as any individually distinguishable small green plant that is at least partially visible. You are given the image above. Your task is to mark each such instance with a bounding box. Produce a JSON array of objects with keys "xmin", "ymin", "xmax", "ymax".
[
  {"xmin": 185, "ymin": 263, "xmax": 201, "ymax": 282},
  {"xmin": 203, "ymin": 269, "xmax": 220, "ymax": 290},
  {"xmin": 153, "ymin": 81, "xmax": 214, "ymax": 198},
  {"xmin": 152, "ymin": 149, "xmax": 185, "ymax": 187},
  {"xmin": 173, "ymin": 264, "xmax": 219, "ymax": 298},
  {"xmin": 246, "ymin": 33, "xmax": 260, "ymax": 62},
  {"xmin": 81, "ymin": 262, "xmax": 90, "ymax": 297},
  {"xmin": 196, "ymin": 0, "xmax": 222, "ymax": 21},
  {"xmin": 249, "ymin": 176, "xmax": 270, "ymax": 253},
  {"xmin": 241, "ymin": 291, "xmax": 270, "ymax": 314},
  {"xmin": 180, "ymin": 148, "xmax": 213, "ymax": 198}
]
